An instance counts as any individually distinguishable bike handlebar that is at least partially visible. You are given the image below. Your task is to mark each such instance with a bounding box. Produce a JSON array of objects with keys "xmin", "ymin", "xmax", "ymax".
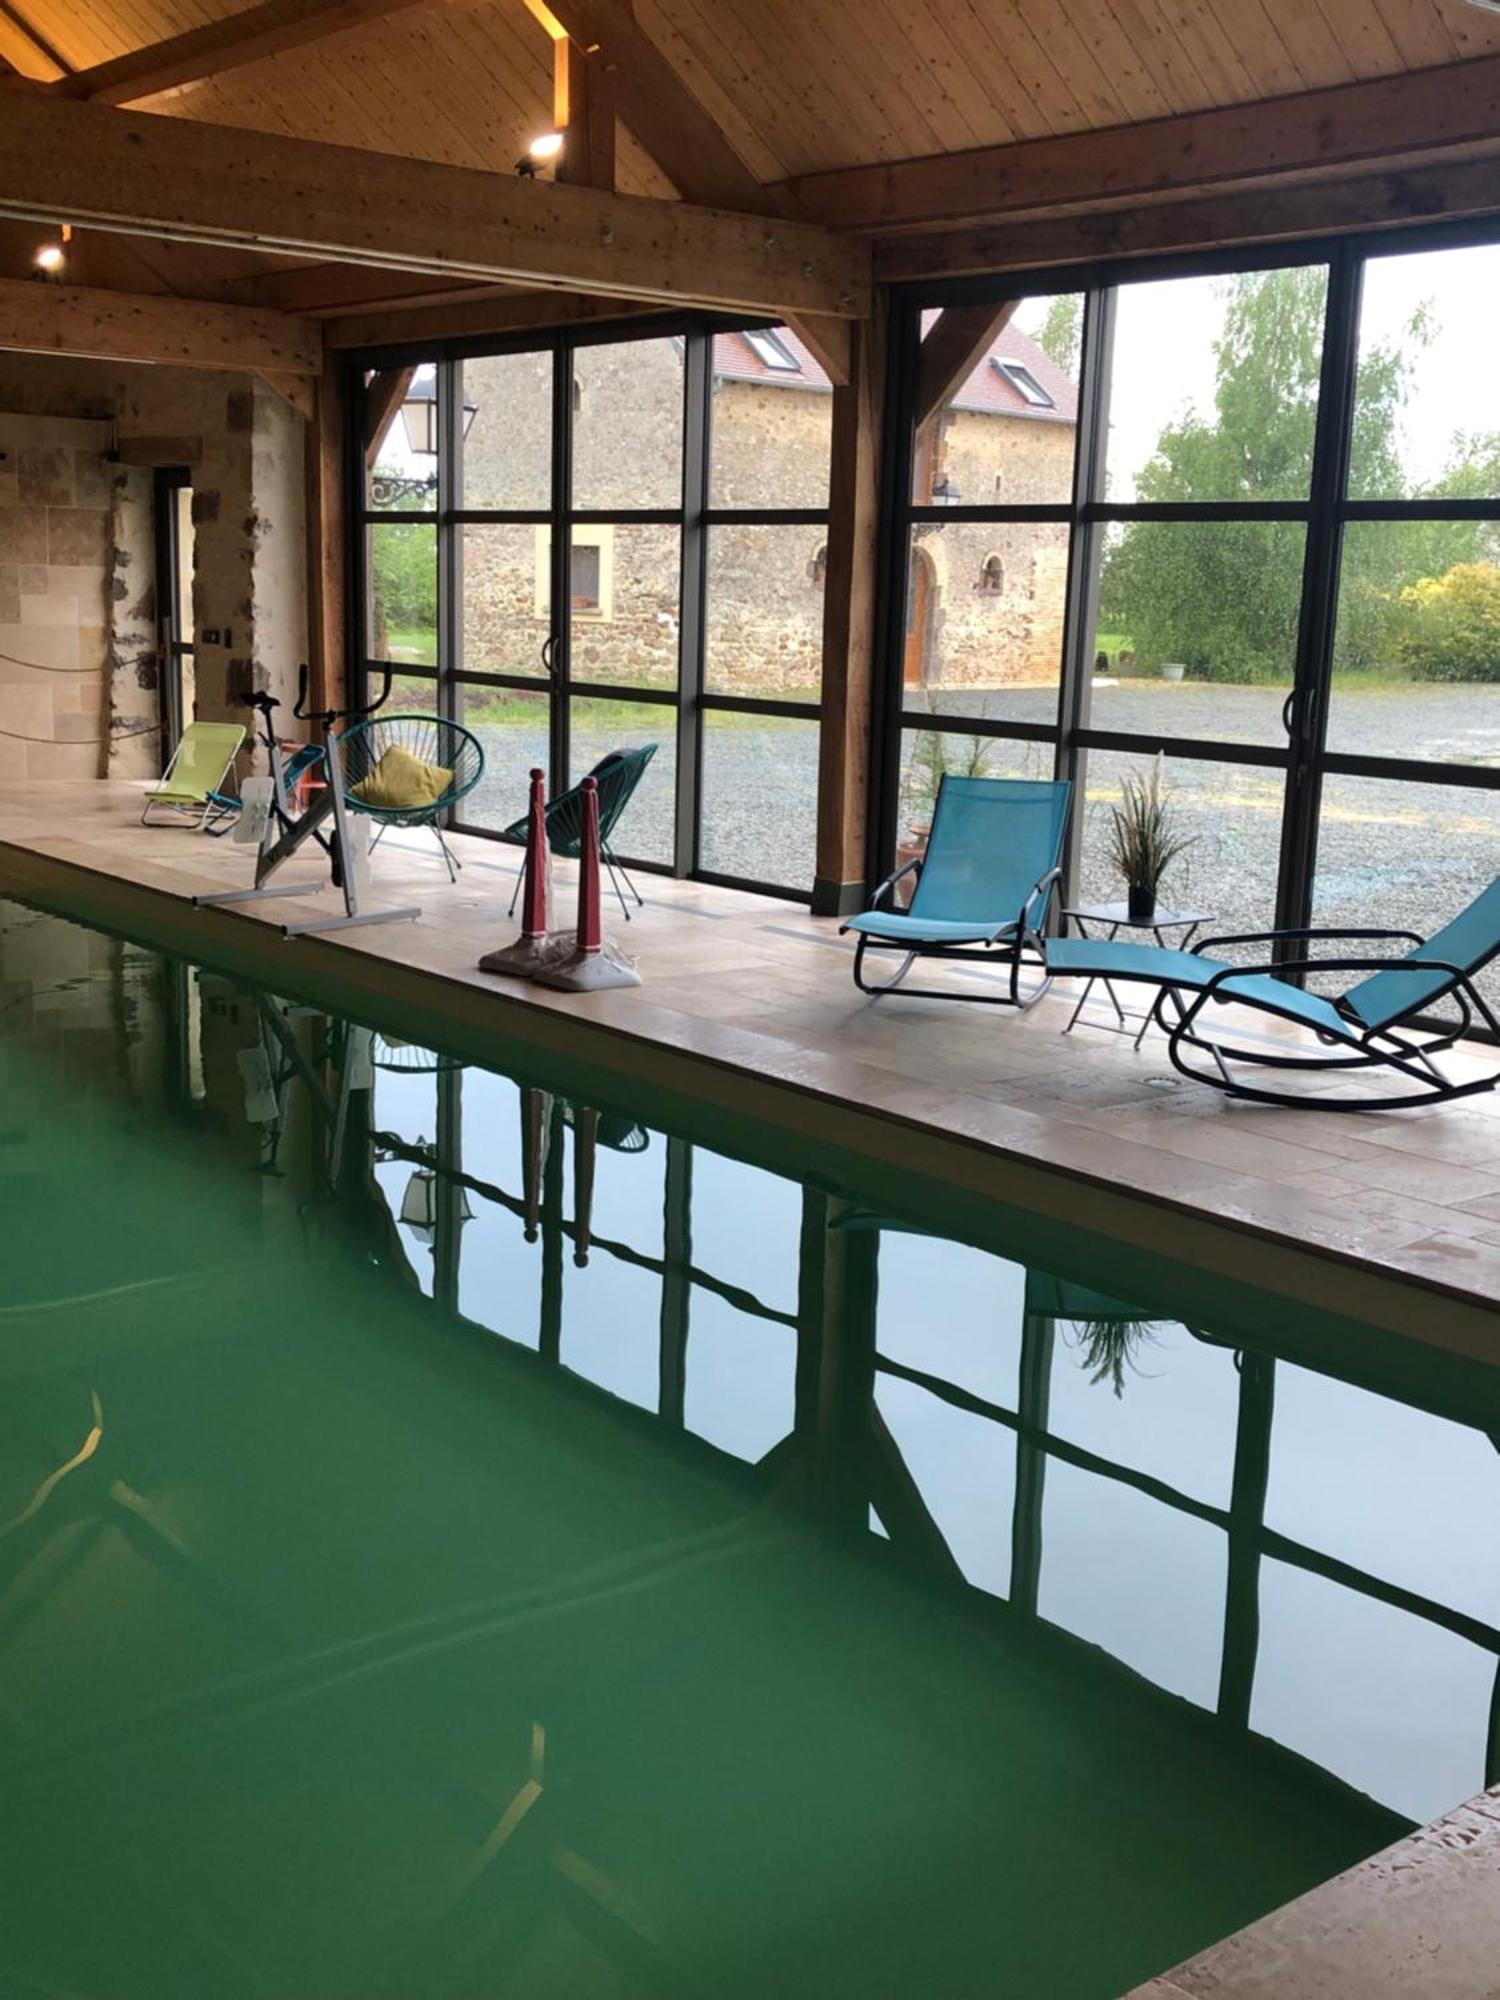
[{"xmin": 293, "ymin": 662, "xmax": 392, "ymax": 726}]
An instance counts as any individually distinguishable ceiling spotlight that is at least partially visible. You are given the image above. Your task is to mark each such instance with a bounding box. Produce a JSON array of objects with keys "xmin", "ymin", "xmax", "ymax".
[
  {"xmin": 516, "ymin": 129, "xmax": 565, "ymax": 176},
  {"xmin": 33, "ymin": 240, "xmax": 66, "ymax": 276}
]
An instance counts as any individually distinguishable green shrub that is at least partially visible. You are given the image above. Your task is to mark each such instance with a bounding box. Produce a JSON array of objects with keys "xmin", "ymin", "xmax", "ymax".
[{"xmin": 1398, "ymin": 564, "xmax": 1500, "ymax": 683}]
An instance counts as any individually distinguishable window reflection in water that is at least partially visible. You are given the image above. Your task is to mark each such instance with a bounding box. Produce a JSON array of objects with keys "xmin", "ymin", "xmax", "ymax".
[{"xmin": 215, "ymin": 974, "xmax": 1500, "ymax": 1830}]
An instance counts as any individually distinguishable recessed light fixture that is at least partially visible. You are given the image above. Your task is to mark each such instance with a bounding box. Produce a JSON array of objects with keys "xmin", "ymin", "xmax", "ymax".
[
  {"xmin": 33, "ymin": 221, "xmax": 71, "ymax": 279},
  {"xmin": 516, "ymin": 129, "xmax": 565, "ymax": 176}
]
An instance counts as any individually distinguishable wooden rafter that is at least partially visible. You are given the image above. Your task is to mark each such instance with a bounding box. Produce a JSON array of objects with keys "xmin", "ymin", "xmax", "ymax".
[
  {"xmin": 778, "ymin": 52, "xmax": 1500, "ymax": 236},
  {"xmin": 325, "ymin": 287, "xmax": 661, "ymax": 350},
  {"xmin": 521, "ymin": 1, "xmax": 848, "ymax": 380},
  {"xmin": 0, "ymin": 0, "xmax": 64, "ymax": 80},
  {"xmin": 914, "ymin": 302, "xmax": 1019, "ymax": 433},
  {"xmin": 48, "ymin": 0, "xmax": 441, "ymax": 106},
  {"xmin": 876, "ymin": 152, "xmax": 1500, "ymax": 285},
  {"xmin": 0, "ymin": 93, "xmax": 868, "ymax": 319},
  {"xmin": 233, "ymin": 264, "xmax": 498, "ymax": 317},
  {"xmin": 0, "ymin": 275, "xmax": 322, "ymax": 374},
  {"xmin": 525, "ymin": 0, "xmax": 769, "ymax": 214}
]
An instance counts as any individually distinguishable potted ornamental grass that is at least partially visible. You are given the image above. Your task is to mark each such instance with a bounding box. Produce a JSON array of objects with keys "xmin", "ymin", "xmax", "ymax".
[{"xmin": 1108, "ymin": 754, "xmax": 1193, "ymax": 923}]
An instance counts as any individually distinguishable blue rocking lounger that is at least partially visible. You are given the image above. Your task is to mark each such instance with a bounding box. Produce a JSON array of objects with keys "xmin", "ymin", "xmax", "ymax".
[
  {"xmin": 1047, "ymin": 880, "xmax": 1500, "ymax": 1110},
  {"xmin": 842, "ymin": 775, "xmax": 1071, "ymax": 1008}
]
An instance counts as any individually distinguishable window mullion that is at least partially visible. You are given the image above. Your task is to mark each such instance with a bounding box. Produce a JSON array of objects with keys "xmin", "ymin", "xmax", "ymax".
[
  {"xmin": 677, "ymin": 329, "xmax": 710, "ymax": 877},
  {"xmin": 1274, "ymin": 243, "xmax": 1365, "ymax": 946}
]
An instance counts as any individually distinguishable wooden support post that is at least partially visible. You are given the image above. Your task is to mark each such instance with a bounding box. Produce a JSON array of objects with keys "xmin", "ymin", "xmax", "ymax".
[
  {"xmin": 554, "ymin": 33, "xmax": 615, "ymax": 191},
  {"xmin": 813, "ymin": 313, "xmax": 886, "ymax": 917},
  {"xmin": 306, "ymin": 356, "xmax": 347, "ymax": 716}
]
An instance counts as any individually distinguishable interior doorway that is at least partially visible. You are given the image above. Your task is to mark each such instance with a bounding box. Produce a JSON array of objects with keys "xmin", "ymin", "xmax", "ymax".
[{"xmin": 153, "ymin": 468, "xmax": 195, "ymax": 762}]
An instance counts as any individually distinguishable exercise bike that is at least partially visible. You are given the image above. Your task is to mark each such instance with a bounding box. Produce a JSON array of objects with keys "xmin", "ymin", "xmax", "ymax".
[{"xmin": 195, "ymin": 667, "xmax": 421, "ymax": 938}]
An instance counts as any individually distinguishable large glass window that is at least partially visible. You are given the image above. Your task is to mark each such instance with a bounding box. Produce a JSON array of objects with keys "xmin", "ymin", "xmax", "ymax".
[
  {"xmin": 355, "ymin": 322, "xmax": 832, "ymax": 898},
  {"xmin": 890, "ymin": 295, "xmax": 1082, "ymax": 861},
  {"xmin": 882, "ymin": 232, "xmax": 1500, "ymax": 1015}
]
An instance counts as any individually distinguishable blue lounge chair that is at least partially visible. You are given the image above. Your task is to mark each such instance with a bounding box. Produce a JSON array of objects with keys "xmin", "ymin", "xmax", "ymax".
[
  {"xmin": 841, "ymin": 775, "xmax": 1071, "ymax": 1007},
  {"xmin": 1047, "ymin": 883, "xmax": 1500, "ymax": 1109}
]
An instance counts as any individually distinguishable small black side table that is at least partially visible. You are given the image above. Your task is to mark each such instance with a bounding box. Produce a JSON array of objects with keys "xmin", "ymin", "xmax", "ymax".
[{"xmin": 1061, "ymin": 901, "xmax": 1214, "ymax": 1048}]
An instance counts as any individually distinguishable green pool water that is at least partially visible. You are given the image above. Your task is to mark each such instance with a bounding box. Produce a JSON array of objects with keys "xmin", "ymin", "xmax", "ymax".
[{"xmin": 2, "ymin": 894, "xmax": 1498, "ymax": 1999}]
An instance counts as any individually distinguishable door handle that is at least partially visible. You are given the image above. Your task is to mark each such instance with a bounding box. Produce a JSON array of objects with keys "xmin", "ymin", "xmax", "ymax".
[
  {"xmin": 541, "ymin": 634, "xmax": 558, "ymax": 682},
  {"xmin": 1282, "ymin": 687, "xmax": 1298, "ymax": 737}
]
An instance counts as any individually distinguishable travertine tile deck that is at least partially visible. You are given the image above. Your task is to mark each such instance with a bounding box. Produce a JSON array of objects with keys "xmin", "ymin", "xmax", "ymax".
[
  {"xmin": 5, "ymin": 780, "xmax": 1500, "ymax": 1354},
  {"xmin": 1125, "ymin": 1786, "xmax": 1500, "ymax": 1999}
]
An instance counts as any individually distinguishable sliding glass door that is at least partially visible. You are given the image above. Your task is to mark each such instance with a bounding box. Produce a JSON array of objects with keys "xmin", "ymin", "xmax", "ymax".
[
  {"xmin": 880, "ymin": 224, "xmax": 1500, "ymax": 1019},
  {"xmin": 354, "ymin": 318, "xmax": 832, "ymax": 897}
]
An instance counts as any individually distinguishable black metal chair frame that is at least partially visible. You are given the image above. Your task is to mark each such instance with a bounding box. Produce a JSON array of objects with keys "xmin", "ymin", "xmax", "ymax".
[
  {"xmin": 848, "ymin": 855, "xmax": 1063, "ymax": 1010},
  {"xmin": 1130, "ymin": 925, "xmax": 1500, "ymax": 1111}
]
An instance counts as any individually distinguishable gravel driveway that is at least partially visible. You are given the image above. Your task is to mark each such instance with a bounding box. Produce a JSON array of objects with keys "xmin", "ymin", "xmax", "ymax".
[{"xmin": 459, "ymin": 681, "xmax": 1500, "ymax": 1000}]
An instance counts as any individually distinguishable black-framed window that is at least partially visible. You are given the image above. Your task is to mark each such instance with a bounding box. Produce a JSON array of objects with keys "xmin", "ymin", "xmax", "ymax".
[
  {"xmin": 351, "ymin": 314, "xmax": 833, "ymax": 900},
  {"xmin": 876, "ymin": 223, "xmax": 1500, "ymax": 1022}
]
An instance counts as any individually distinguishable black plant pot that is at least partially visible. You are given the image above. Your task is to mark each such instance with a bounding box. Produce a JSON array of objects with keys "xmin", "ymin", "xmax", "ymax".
[{"xmin": 1126, "ymin": 883, "xmax": 1157, "ymax": 924}]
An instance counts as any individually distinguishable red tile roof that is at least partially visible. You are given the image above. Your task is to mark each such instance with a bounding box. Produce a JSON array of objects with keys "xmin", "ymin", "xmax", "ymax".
[{"xmin": 712, "ymin": 317, "xmax": 1078, "ymax": 424}]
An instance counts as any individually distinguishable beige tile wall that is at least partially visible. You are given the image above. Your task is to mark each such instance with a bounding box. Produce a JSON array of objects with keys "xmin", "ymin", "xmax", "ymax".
[{"xmin": 0, "ymin": 412, "xmax": 113, "ymax": 783}]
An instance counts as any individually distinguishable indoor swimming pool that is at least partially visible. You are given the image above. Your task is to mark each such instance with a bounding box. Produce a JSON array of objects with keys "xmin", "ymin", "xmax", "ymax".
[{"xmin": 1, "ymin": 894, "xmax": 1497, "ymax": 1999}]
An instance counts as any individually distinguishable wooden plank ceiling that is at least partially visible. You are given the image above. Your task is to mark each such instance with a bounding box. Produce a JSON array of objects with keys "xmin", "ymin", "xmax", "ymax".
[
  {"xmin": 3, "ymin": 0, "xmax": 1500, "ymax": 312},
  {"xmin": 9, "ymin": 0, "xmax": 1500, "ymax": 185}
]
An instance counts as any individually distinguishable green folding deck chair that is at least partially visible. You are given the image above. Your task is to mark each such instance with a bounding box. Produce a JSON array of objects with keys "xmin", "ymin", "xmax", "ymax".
[
  {"xmin": 141, "ymin": 722, "xmax": 246, "ymax": 832},
  {"xmin": 1046, "ymin": 879, "xmax": 1500, "ymax": 1110},
  {"xmin": 841, "ymin": 774, "xmax": 1072, "ymax": 1008}
]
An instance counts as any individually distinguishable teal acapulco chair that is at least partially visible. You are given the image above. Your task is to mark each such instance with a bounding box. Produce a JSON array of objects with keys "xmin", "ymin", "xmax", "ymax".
[
  {"xmin": 841, "ymin": 774, "xmax": 1072, "ymax": 1008},
  {"xmin": 502, "ymin": 744, "xmax": 658, "ymax": 921},
  {"xmin": 1046, "ymin": 877, "xmax": 1500, "ymax": 1110},
  {"xmin": 336, "ymin": 713, "xmax": 485, "ymax": 883}
]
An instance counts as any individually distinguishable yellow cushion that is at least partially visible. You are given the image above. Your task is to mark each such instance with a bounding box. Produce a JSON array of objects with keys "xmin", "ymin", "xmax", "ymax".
[{"xmin": 352, "ymin": 743, "xmax": 453, "ymax": 811}]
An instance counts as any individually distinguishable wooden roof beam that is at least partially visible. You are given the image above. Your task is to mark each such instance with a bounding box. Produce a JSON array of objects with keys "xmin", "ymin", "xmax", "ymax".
[
  {"xmin": 524, "ymin": 0, "xmax": 769, "ymax": 214},
  {"xmin": 0, "ymin": 275, "xmax": 322, "ymax": 374},
  {"xmin": 0, "ymin": 93, "xmax": 869, "ymax": 319},
  {"xmin": 48, "ymin": 0, "xmax": 441, "ymax": 106},
  {"xmin": 522, "ymin": 2, "xmax": 847, "ymax": 380},
  {"xmin": 325, "ymin": 287, "xmax": 664, "ymax": 350},
  {"xmin": 876, "ymin": 154, "xmax": 1500, "ymax": 285},
  {"xmin": 777, "ymin": 52, "xmax": 1500, "ymax": 235}
]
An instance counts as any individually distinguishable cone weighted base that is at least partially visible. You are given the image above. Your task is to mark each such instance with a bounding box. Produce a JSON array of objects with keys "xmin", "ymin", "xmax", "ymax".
[
  {"xmin": 533, "ymin": 936, "xmax": 641, "ymax": 991},
  {"xmin": 477, "ymin": 931, "xmax": 575, "ymax": 979}
]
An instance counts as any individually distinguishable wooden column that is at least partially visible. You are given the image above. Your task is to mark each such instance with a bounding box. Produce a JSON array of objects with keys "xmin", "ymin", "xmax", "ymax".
[
  {"xmin": 813, "ymin": 311, "xmax": 887, "ymax": 916},
  {"xmin": 554, "ymin": 33, "xmax": 615, "ymax": 190},
  {"xmin": 305, "ymin": 355, "xmax": 347, "ymax": 715}
]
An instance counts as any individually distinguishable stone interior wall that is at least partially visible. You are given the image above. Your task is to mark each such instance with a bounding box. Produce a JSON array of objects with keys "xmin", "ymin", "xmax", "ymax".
[
  {"xmin": 0, "ymin": 354, "xmax": 309, "ymax": 786},
  {"xmin": 0, "ymin": 411, "xmax": 114, "ymax": 784}
]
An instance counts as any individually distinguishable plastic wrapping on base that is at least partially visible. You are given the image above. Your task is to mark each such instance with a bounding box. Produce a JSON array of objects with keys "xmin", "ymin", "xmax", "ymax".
[
  {"xmin": 533, "ymin": 937, "xmax": 642, "ymax": 992},
  {"xmin": 477, "ymin": 932, "xmax": 575, "ymax": 980}
]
